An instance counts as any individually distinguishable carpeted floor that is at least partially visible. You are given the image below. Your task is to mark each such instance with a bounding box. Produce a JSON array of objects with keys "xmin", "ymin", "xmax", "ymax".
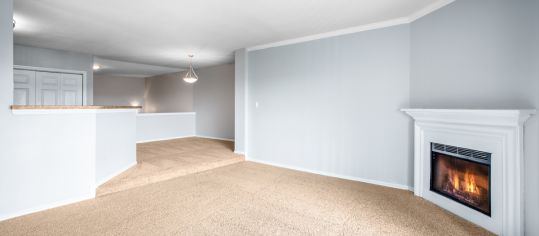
[
  {"xmin": 1, "ymin": 161, "xmax": 492, "ymax": 235},
  {"xmin": 97, "ymin": 137, "xmax": 244, "ymax": 196}
]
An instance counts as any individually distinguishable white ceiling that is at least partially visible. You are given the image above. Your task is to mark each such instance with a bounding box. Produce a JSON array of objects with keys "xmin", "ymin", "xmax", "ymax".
[
  {"xmin": 14, "ymin": 0, "xmax": 448, "ymax": 69},
  {"xmin": 93, "ymin": 57, "xmax": 183, "ymax": 78}
]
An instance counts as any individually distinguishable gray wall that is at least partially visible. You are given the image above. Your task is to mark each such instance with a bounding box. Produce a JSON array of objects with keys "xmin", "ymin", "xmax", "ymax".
[
  {"xmin": 144, "ymin": 72, "xmax": 193, "ymax": 113},
  {"xmin": 410, "ymin": 0, "xmax": 539, "ymax": 234},
  {"xmin": 194, "ymin": 64, "xmax": 235, "ymax": 140},
  {"xmin": 248, "ymin": 25, "xmax": 412, "ymax": 188},
  {"xmin": 0, "ymin": 0, "xmax": 12, "ymax": 118},
  {"xmin": 143, "ymin": 67, "xmax": 236, "ymax": 140},
  {"xmin": 94, "ymin": 75, "xmax": 145, "ymax": 107},
  {"xmin": 234, "ymin": 49, "xmax": 248, "ymax": 152},
  {"xmin": 13, "ymin": 44, "xmax": 95, "ymax": 104}
]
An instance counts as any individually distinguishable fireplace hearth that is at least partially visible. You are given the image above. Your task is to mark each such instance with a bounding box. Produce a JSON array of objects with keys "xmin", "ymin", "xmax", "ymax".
[{"xmin": 430, "ymin": 143, "xmax": 491, "ymax": 216}]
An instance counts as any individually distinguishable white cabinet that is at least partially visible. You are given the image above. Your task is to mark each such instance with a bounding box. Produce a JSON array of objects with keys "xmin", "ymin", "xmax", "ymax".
[
  {"xmin": 14, "ymin": 69, "xmax": 83, "ymax": 106},
  {"xmin": 13, "ymin": 69, "xmax": 36, "ymax": 105}
]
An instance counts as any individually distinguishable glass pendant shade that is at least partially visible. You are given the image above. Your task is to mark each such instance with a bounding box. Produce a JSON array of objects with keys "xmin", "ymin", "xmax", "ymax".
[{"xmin": 183, "ymin": 55, "xmax": 198, "ymax": 83}]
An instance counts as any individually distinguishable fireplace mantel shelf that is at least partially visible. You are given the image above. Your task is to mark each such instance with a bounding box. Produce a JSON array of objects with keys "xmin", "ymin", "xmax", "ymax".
[{"xmin": 401, "ymin": 109, "xmax": 535, "ymax": 127}]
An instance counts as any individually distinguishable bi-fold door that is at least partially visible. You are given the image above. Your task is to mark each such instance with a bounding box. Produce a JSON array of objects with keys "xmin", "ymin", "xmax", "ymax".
[{"xmin": 13, "ymin": 69, "xmax": 83, "ymax": 106}]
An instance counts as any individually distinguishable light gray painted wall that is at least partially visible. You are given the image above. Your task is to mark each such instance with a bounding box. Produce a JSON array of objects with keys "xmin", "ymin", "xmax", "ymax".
[
  {"xmin": 136, "ymin": 113, "xmax": 196, "ymax": 142},
  {"xmin": 234, "ymin": 49, "xmax": 247, "ymax": 152},
  {"xmin": 248, "ymin": 25, "xmax": 412, "ymax": 188},
  {"xmin": 144, "ymin": 72, "xmax": 193, "ymax": 113},
  {"xmin": 93, "ymin": 75, "xmax": 145, "ymax": 107},
  {"xmin": 0, "ymin": 0, "xmax": 13, "ymax": 118},
  {"xmin": 194, "ymin": 64, "xmax": 235, "ymax": 140},
  {"xmin": 144, "ymin": 67, "xmax": 235, "ymax": 140},
  {"xmin": 410, "ymin": 1, "xmax": 539, "ymax": 234},
  {"xmin": 13, "ymin": 44, "xmax": 95, "ymax": 104}
]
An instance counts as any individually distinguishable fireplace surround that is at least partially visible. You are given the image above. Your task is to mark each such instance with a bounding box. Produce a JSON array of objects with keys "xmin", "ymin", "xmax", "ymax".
[{"xmin": 402, "ymin": 109, "xmax": 535, "ymax": 235}]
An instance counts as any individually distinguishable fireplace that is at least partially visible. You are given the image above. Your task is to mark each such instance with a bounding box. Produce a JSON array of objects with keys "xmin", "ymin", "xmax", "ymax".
[
  {"xmin": 430, "ymin": 143, "xmax": 491, "ymax": 216},
  {"xmin": 403, "ymin": 109, "xmax": 534, "ymax": 235}
]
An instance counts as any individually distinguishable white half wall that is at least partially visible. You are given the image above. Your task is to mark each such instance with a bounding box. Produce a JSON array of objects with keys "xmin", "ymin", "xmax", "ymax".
[
  {"xmin": 0, "ymin": 109, "xmax": 139, "ymax": 221},
  {"xmin": 0, "ymin": 112, "xmax": 97, "ymax": 221},
  {"xmin": 96, "ymin": 111, "xmax": 137, "ymax": 186},
  {"xmin": 136, "ymin": 113, "xmax": 196, "ymax": 143}
]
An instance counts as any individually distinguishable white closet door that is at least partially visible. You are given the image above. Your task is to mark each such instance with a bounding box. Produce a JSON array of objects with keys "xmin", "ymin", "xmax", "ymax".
[
  {"xmin": 59, "ymin": 73, "xmax": 83, "ymax": 105},
  {"xmin": 13, "ymin": 69, "xmax": 36, "ymax": 105},
  {"xmin": 36, "ymin": 71, "xmax": 61, "ymax": 106}
]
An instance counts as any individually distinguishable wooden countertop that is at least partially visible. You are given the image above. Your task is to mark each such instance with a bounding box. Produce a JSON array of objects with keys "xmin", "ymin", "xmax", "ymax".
[{"xmin": 11, "ymin": 105, "xmax": 143, "ymax": 110}]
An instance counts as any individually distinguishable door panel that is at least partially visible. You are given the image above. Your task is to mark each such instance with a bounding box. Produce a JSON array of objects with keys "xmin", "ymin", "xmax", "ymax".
[
  {"xmin": 36, "ymin": 72, "xmax": 61, "ymax": 105},
  {"xmin": 60, "ymin": 73, "xmax": 83, "ymax": 105},
  {"xmin": 41, "ymin": 89, "xmax": 59, "ymax": 105},
  {"xmin": 13, "ymin": 69, "xmax": 36, "ymax": 105},
  {"xmin": 14, "ymin": 88, "xmax": 31, "ymax": 105},
  {"xmin": 63, "ymin": 91, "xmax": 77, "ymax": 105}
]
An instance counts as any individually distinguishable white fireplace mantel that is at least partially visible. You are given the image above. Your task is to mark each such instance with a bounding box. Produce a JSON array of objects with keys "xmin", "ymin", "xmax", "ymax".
[{"xmin": 402, "ymin": 109, "xmax": 535, "ymax": 236}]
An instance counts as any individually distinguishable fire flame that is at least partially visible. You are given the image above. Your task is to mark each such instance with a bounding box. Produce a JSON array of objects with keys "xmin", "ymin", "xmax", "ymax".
[
  {"xmin": 449, "ymin": 171, "xmax": 480, "ymax": 195},
  {"xmin": 452, "ymin": 171, "xmax": 459, "ymax": 190}
]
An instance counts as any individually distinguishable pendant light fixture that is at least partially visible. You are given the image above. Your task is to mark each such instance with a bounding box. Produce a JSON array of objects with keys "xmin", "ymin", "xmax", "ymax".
[{"xmin": 183, "ymin": 54, "xmax": 198, "ymax": 83}]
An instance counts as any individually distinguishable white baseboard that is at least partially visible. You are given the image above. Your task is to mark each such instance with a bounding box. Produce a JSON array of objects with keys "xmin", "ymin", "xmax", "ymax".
[
  {"xmin": 234, "ymin": 150, "xmax": 245, "ymax": 155},
  {"xmin": 95, "ymin": 161, "xmax": 138, "ymax": 187},
  {"xmin": 136, "ymin": 135, "xmax": 195, "ymax": 143},
  {"xmin": 195, "ymin": 135, "xmax": 234, "ymax": 142},
  {"xmin": 248, "ymin": 158, "xmax": 413, "ymax": 191},
  {"xmin": 0, "ymin": 193, "xmax": 94, "ymax": 222}
]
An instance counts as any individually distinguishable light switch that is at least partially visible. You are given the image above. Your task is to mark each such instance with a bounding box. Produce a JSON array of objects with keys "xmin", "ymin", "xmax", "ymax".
[{"xmin": 255, "ymin": 102, "xmax": 259, "ymax": 108}]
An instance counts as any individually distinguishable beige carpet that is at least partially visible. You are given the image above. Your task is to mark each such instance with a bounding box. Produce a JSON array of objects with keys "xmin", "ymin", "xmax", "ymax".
[
  {"xmin": 1, "ymin": 161, "xmax": 492, "ymax": 235},
  {"xmin": 97, "ymin": 137, "xmax": 244, "ymax": 196}
]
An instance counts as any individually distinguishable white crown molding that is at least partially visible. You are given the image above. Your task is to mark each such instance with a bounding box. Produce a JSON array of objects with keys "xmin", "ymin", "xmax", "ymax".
[
  {"xmin": 247, "ymin": 0, "xmax": 456, "ymax": 52},
  {"xmin": 247, "ymin": 17, "xmax": 410, "ymax": 51},
  {"xmin": 408, "ymin": 0, "xmax": 455, "ymax": 22}
]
